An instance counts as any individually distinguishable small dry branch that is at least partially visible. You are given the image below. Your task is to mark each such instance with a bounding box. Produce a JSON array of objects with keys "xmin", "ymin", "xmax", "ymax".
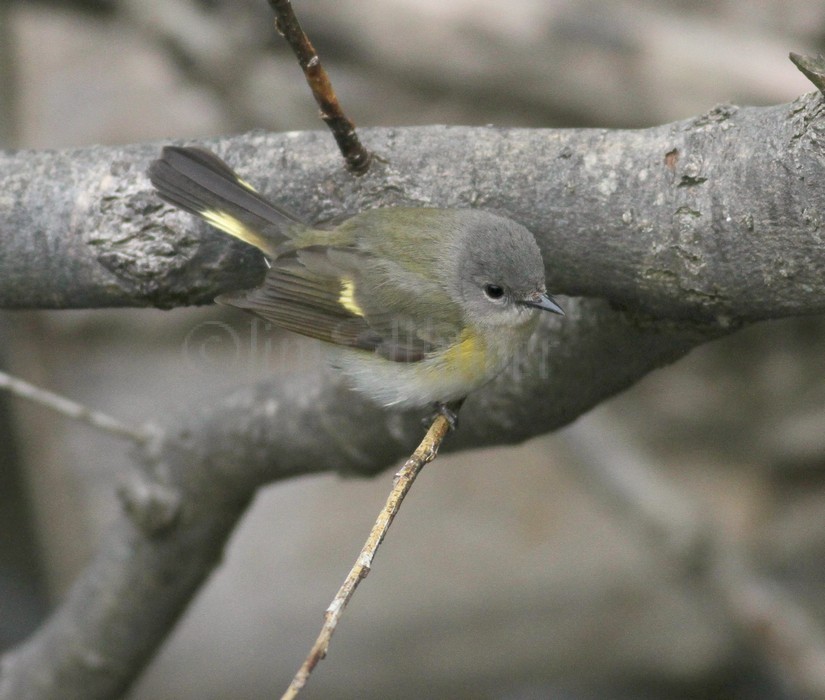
[
  {"xmin": 0, "ymin": 369, "xmax": 152, "ymax": 445},
  {"xmin": 267, "ymin": 0, "xmax": 372, "ymax": 174},
  {"xmin": 280, "ymin": 412, "xmax": 454, "ymax": 700}
]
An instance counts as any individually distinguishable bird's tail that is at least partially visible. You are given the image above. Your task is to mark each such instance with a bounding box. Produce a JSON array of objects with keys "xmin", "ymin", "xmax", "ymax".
[{"xmin": 148, "ymin": 146, "xmax": 305, "ymax": 257}]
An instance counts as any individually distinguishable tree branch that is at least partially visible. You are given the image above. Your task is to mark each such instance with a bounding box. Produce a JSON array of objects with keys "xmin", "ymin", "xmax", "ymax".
[
  {"xmin": 267, "ymin": 0, "xmax": 371, "ymax": 173},
  {"xmin": 0, "ymin": 95, "xmax": 823, "ymax": 320},
  {"xmin": 281, "ymin": 412, "xmax": 453, "ymax": 699},
  {"xmin": 562, "ymin": 414, "xmax": 825, "ymax": 698},
  {"xmin": 0, "ymin": 369, "xmax": 153, "ymax": 444}
]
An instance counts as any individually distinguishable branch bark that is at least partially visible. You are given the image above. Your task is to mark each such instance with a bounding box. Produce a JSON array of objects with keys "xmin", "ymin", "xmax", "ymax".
[{"xmin": 1, "ymin": 93, "xmax": 824, "ymax": 323}]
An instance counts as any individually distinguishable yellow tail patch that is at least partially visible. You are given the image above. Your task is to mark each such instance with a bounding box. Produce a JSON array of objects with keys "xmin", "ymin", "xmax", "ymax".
[
  {"xmin": 235, "ymin": 176, "xmax": 258, "ymax": 193},
  {"xmin": 201, "ymin": 208, "xmax": 270, "ymax": 253}
]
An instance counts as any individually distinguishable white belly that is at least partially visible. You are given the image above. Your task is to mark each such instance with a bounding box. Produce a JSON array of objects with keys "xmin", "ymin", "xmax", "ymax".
[{"xmin": 326, "ymin": 320, "xmax": 535, "ymax": 408}]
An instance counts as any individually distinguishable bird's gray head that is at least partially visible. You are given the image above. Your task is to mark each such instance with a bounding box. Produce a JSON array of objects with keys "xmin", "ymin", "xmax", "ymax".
[{"xmin": 453, "ymin": 211, "xmax": 563, "ymax": 328}]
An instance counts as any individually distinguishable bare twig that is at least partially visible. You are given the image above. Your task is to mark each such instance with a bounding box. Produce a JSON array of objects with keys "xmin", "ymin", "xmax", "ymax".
[
  {"xmin": 0, "ymin": 369, "xmax": 152, "ymax": 445},
  {"xmin": 281, "ymin": 412, "xmax": 453, "ymax": 700},
  {"xmin": 267, "ymin": 0, "xmax": 372, "ymax": 174}
]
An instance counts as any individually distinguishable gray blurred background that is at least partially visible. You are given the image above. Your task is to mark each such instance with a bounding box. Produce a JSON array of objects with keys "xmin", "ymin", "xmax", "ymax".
[{"xmin": 0, "ymin": 1, "xmax": 823, "ymax": 698}]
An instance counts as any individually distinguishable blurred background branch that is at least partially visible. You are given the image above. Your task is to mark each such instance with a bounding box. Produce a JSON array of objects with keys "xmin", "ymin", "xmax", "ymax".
[{"xmin": 0, "ymin": 300, "xmax": 725, "ymax": 700}]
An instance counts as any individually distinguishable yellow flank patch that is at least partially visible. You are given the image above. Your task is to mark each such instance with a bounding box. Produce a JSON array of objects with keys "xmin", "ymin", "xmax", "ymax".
[
  {"xmin": 339, "ymin": 278, "xmax": 364, "ymax": 316},
  {"xmin": 202, "ymin": 208, "xmax": 267, "ymax": 251},
  {"xmin": 441, "ymin": 329, "xmax": 487, "ymax": 376}
]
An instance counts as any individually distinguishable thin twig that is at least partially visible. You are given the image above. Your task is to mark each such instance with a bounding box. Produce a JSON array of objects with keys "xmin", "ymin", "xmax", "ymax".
[
  {"xmin": 0, "ymin": 369, "xmax": 152, "ymax": 445},
  {"xmin": 281, "ymin": 413, "xmax": 453, "ymax": 700},
  {"xmin": 267, "ymin": 0, "xmax": 372, "ymax": 174},
  {"xmin": 562, "ymin": 414, "xmax": 825, "ymax": 697}
]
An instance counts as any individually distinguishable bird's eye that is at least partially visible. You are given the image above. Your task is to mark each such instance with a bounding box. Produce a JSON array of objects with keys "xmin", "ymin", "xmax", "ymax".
[{"xmin": 483, "ymin": 284, "xmax": 505, "ymax": 300}]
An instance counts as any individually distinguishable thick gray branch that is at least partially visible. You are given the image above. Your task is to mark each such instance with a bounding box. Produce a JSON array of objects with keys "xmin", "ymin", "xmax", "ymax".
[{"xmin": 1, "ymin": 93, "xmax": 824, "ymax": 321}]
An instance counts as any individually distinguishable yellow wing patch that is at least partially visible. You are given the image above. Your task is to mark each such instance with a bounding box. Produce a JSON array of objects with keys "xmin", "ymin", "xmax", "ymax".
[
  {"xmin": 201, "ymin": 208, "xmax": 270, "ymax": 253},
  {"xmin": 339, "ymin": 278, "xmax": 364, "ymax": 317}
]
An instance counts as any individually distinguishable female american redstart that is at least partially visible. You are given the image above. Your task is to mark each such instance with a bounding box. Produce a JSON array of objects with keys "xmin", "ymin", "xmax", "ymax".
[{"xmin": 149, "ymin": 146, "xmax": 563, "ymax": 409}]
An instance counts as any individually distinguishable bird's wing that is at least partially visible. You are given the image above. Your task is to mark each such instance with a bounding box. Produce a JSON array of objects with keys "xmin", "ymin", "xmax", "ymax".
[{"xmin": 217, "ymin": 246, "xmax": 463, "ymax": 363}]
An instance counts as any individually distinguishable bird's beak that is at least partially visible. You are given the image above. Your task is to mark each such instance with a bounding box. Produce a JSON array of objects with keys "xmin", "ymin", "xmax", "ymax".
[{"xmin": 521, "ymin": 292, "xmax": 565, "ymax": 315}]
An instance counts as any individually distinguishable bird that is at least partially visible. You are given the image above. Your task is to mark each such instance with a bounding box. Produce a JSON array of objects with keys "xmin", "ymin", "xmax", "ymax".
[{"xmin": 148, "ymin": 146, "xmax": 563, "ymax": 416}]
